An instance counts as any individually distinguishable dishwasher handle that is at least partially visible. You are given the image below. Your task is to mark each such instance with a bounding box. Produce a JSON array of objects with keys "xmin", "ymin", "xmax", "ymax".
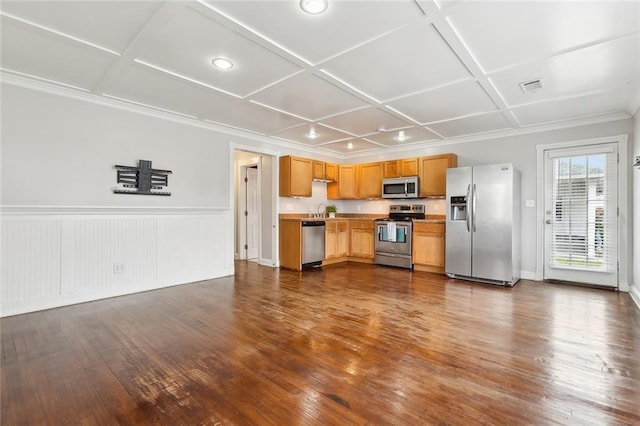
[{"xmin": 301, "ymin": 221, "xmax": 326, "ymax": 227}]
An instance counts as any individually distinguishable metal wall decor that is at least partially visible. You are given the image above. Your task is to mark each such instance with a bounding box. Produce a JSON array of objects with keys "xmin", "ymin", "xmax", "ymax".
[{"xmin": 113, "ymin": 160, "xmax": 172, "ymax": 196}]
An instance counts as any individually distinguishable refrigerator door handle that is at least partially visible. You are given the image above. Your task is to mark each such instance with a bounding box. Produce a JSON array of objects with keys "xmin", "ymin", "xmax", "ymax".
[
  {"xmin": 472, "ymin": 183, "xmax": 477, "ymax": 232},
  {"xmin": 465, "ymin": 184, "xmax": 471, "ymax": 232}
]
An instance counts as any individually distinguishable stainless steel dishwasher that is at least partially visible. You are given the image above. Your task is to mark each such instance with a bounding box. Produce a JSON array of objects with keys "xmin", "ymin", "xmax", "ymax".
[{"xmin": 301, "ymin": 220, "xmax": 325, "ymax": 269}]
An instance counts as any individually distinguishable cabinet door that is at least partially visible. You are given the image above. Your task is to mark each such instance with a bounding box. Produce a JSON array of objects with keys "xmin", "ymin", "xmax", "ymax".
[
  {"xmin": 279, "ymin": 156, "xmax": 312, "ymax": 197},
  {"xmin": 336, "ymin": 221, "xmax": 349, "ymax": 257},
  {"xmin": 349, "ymin": 221, "xmax": 374, "ymax": 258},
  {"xmin": 312, "ymin": 161, "xmax": 326, "ymax": 180},
  {"xmin": 325, "ymin": 222, "xmax": 337, "ymax": 259},
  {"xmin": 401, "ymin": 158, "xmax": 419, "ymax": 176},
  {"xmin": 329, "ymin": 165, "xmax": 356, "ymax": 199},
  {"xmin": 350, "ymin": 229, "xmax": 374, "ymax": 258},
  {"xmin": 418, "ymin": 154, "xmax": 458, "ymax": 197},
  {"xmin": 413, "ymin": 233, "xmax": 445, "ymax": 267},
  {"xmin": 325, "ymin": 163, "xmax": 338, "ymax": 181},
  {"xmin": 383, "ymin": 160, "xmax": 400, "ymax": 178},
  {"xmin": 357, "ymin": 162, "xmax": 382, "ymax": 199},
  {"xmin": 279, "ymin": 219, "xmax": 302, "ymax": 270}
]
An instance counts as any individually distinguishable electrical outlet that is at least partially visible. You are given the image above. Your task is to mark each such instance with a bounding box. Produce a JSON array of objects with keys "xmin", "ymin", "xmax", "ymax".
[{"xmin": 113, "ymin": 264, "xmax": 125, "ymax": 274}]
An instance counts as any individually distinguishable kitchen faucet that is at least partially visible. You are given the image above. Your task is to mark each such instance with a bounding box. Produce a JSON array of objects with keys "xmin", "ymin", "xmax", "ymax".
[{"xmin": 316, "ymin": 203, "xmax": 326, "ymax": 217}]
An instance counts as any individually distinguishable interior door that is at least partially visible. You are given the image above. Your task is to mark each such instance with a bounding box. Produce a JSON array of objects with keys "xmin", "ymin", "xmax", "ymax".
[
  {"xmin": 543, "ymin": 144, "xmax": 618, "ymax": 287},
  {"xmin": 246, "ymin": 167, "xmax": 259, "ymax": 260}
]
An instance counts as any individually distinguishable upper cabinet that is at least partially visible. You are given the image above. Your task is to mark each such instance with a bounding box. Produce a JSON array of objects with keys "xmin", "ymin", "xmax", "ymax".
[
  {"xmin": 312, "ymin": 160, "xmax": 338, "ymax": 182},
  {"xmin": 383, "ymin": 158, "xmax": 419, "ymax": 178},
  {"xmin": 418, "ymin": 154, "xmax": 458, "ymax": 197},
  {"xmin": 328, "ymin": 165, "xmax": 356, "ymax": 199},
  {"xmin": 280, "ymin": 153, "xmax": 457, "ymax": 199},
  {"xmin": 357, "ymin": 162, "xmax": 383, "ymax": 199},
  {"xmin": 279, "ymin": 155, "xmax": 312, "ymax": 197}
]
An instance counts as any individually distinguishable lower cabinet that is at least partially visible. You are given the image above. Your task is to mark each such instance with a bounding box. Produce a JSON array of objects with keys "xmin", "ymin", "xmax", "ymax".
[
  {"xmin": 325, "ymin": 220, "xmax": 348, "ymax": 262},
  {"xmin": 412, "ymin": 222, "xmax": 445, "ymax": 273},
  {"xmin": 279, "ymin": 219, "xmax": 302, "ymax": 271},
  {"xmin": 349, "ymin": 220, "xmax": 375, "ymax": 261}
]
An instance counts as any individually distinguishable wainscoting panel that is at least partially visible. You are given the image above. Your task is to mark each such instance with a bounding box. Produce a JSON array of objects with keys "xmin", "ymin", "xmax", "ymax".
[
  {"xmin": 61, "ymin": 217, "xmax": 157, "ymax": 295},
  {"xmin": 1, "ymin": 209, "xmax": 234, "ymax": 317},
  {"xmin": 1, "ymin": 219, "xmax": 61, "ymax": 302}
]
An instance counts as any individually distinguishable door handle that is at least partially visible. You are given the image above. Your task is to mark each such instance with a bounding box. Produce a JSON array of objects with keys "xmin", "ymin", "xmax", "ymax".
[
  {"xmin": 472, "ymin": 184, "xmax": 477, "ymax": 232},
  {"xmin": 465, "ymin": 184, "xmax": 471, "ymax": 232}
]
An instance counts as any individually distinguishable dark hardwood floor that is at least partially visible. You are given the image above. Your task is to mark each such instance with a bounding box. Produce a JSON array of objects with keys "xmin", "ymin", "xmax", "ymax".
[{"xmin": 2, "ymin": 261, "xmax": 639, "ymax": 425}]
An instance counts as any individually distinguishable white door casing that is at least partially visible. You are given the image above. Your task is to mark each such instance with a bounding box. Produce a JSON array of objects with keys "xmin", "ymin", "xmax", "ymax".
[{"xmin": 246, "ymin": 167, "xmax": 259, "ymax": 260}]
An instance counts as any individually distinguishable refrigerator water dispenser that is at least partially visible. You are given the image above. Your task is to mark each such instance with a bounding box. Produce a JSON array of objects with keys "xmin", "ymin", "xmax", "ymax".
[{"xmin": 450, "ymin": 196, "xmax": 467, "ymax": 221}]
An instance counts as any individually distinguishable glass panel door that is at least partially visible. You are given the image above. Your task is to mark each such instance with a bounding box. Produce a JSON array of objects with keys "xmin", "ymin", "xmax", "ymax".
[{"xmin": 543, "ymin": 144, "xmax": 618, "ymax": 287}]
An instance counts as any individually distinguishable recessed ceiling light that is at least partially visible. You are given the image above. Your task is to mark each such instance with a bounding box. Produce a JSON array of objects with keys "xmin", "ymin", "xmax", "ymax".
[
  {"xmin": 307, "ymin": 127, "xmax": 318, "ymax": 139},
  {"xmin": 396, "ymin": 130, "xmax": 407, "ymax": 142},
  {"xmin": 300, "ymin": 0, "xmax": 328, "ymax": 14},
  {"xmin": 347, "ymin": 142, "xmax": 354, "ymax": 150},
  {"xmin": 211, "ymin": 57, "xmax": 234, "ymax": 70}
]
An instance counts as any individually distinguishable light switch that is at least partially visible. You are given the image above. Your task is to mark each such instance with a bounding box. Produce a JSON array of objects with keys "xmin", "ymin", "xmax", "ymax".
[{"xmin": 525, "ymin": 199, "xmax": 535, "ymax": 208}]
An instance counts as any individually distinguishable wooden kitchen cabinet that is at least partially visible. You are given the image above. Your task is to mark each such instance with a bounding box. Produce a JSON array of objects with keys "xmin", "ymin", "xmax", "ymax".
[
  {"xmin": 280, "ymin": 155, "xmax": 312, "ymax": 197},
  {"xmin": 312, "ymin": 160, "xmax": 326, "ymax": 180},
  {"xmin": 357, "ymin": 162, "xmax": 383, "ymax": 199},
  {"xmin": 325, "ymin": 163, "xmax": 338, "ymax": 181},
  {"xmin": 279, "ymin": 219, "xmax": 302, "ymax": 270},
  {"xmin": 383, "ymin": 158, "xmax": 419, "ymax": 178},
  {"xmin": 349, "ymin": 220, "xmax": 375, "ymax": 261},
  {"xmin": 328, "ymin": 165, "xmax": 357, "ymax": 199},
  {"xmin": 325, "ymin": 220, "xmax": 348, "ymax": 262},
  {"xmin": 418, "ymin": 154, "xmax": 458, "ymax": 197},
  {"xmin": 413, "ymin": 222, "xmax": 445, "ymax": 273}
]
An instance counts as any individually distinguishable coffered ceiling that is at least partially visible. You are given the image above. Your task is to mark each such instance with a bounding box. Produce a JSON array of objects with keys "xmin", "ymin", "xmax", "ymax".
[{"xmin": 1, "ymin": 1, "xmax": 639, "ymax": 155}]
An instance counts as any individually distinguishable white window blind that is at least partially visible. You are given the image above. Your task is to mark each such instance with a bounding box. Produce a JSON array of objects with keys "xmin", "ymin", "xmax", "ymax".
[{"xmin": 548, "ymin": 148, "xmax": 617, "ymax": 272}]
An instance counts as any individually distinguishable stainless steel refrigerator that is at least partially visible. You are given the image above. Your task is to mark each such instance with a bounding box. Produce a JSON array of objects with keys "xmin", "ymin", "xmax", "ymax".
[{"xmin": 446, "ymin": 163, "xmax": 520, "ymax": 286}]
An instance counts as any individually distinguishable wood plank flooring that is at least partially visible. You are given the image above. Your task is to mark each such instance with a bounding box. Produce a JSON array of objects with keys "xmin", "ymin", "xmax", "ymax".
[{"xmin": 2, "ymin": 261, "xmax": 639, "ymax": 425}]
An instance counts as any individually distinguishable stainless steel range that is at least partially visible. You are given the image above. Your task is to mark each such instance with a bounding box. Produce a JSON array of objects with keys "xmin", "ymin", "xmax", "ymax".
[{"xmin": 374, "ymin": 204, "xmax": 425, "ymax": 269}]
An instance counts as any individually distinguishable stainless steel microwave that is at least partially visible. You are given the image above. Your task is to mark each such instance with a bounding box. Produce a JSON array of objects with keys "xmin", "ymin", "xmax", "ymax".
[{"xmin": 382, "ymin": 176, "xmax": 420, "ymax": 199}]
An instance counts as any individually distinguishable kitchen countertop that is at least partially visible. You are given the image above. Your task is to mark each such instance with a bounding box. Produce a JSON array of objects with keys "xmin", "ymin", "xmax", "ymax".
[{"xmin": 279, "ymin": 214, "xmax": 445, "ymax": 223}]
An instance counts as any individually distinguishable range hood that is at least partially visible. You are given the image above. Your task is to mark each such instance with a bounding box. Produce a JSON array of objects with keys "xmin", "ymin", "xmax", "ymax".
[{"xmin": 312, "ymin": 177, "xmax": 335, "ymax": 183}]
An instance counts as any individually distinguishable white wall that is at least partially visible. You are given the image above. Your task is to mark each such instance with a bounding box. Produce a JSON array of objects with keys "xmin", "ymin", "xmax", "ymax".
[
  {"xmin": 350, "ymin": 119, "xmax": 634, "ymax": 280},
  {"xmin": 0, "ymin": 83, "xmax": 271, "ymax": 316},
  {"xmin": 631, "ymin": 110, "xmax": 640, "ymax": 308}
]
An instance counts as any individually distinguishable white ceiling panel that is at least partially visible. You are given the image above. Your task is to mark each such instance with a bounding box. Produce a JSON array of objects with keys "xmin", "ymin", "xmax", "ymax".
[
  {"xmin": 427, "ymin": 111, "xmax": 512, "ymax": 138},
  {"xmin": 136, "ymin": 5, "xmax": 302, "ymax": 98},
  {"xmin": 0, "ymin": 16, "xmax": 118, "ymax": 90},
  {"xmin": 318, "ymin": 138, "xmax": 382, "ymax": 154},
  {"xmin": 387, "ymin": 80, "xmax": 497, "ymax": 124},
  {"xmin": 512, "ymin": 87, "xmax": 629, "ymax": 126},
  {"xmin": 322, "ymin": 21, "xmax": 470, "ymax": 102},
  {"xmin": 105, "ymin": 63, "xmax": 235, "ymax": 118},
  {"xmin": 1, "ymin": 1, "xmax": 636, "ymax": 156},
  {"xmin": 202, "ymin": 99, "xmax": 303, "ymax": 135},
  {"xmin": 0, "ymin": 1, "xmax": 161, "ymax": 53},
  {"xmin": 206, "ymin": 0, "xmax": 424, "ymax": 65},
  {"xmin": 270, "ymin": 123, "xmax": 352, "ymax": 146},
  {"xmin": 446, "ymin": 0, "xmax": 640, "ymax": 72},
  {"xmin": 320, "ymin": 107, "xmax": 409, "ymax": 137},
  {"xmin": 490, "ymin": 35, "xmax": 640, "ymax": 108},
  {"xmin": 364, "ymin": 126, "xmax": 441, "ymax": 147},
  {"xmin": 250, "ymin": 72, "xmax": 368, "ymax": 121}
]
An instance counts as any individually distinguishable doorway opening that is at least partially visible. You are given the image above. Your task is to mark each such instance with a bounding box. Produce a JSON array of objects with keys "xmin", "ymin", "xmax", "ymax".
[{"xmin": 232, "ymin": 147, "xmax": 278, "ymax": 268}]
